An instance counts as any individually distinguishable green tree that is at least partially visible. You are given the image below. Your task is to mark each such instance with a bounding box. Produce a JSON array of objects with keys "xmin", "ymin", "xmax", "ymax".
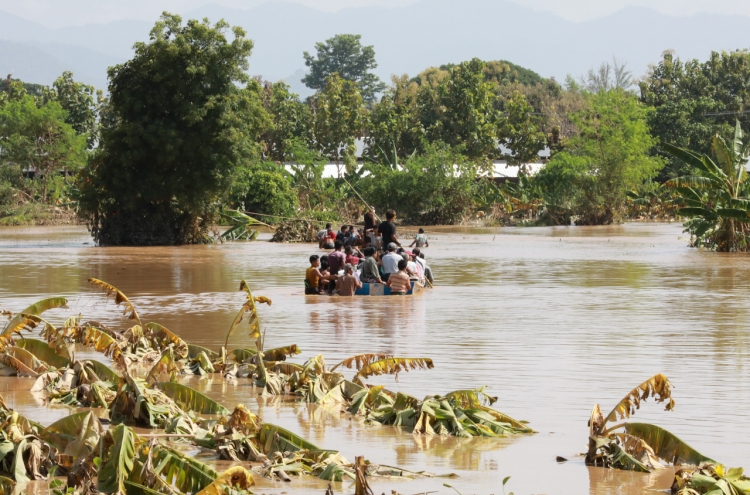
[
  {"xmin": 47, "ymin": 71, "xmax": 103, "ymax": 148},
  {"xmin": 0, "ymin": 95, "xmax": 86, "ymax": 201},
  {"xmin": 418, "ymin": 58, "xmax": 500, "ymax": 160},
  {"xmin": 640, "ymin": 50, "xmax": 750, "ymax": 179},
  {"xmin": 497, "ymin": 91, "xmax": 546, "ymax": 167},
  {"xmin": 537, "ymin": 89, "xmax": 663, "ymax": 224},
  {"xmin": 227, "ymin": 162, "xmax": 298, "ymax": 218},
  {"xmin": 310, "ymin": 74, "xmax": 364, "ymax": 175},
  {"xmin": 78, "ymin": 13, "xmax": 270, "ymax": 245},
  {"xmin": 363, "ymin": 75, "xmax": 423, "ymax": 166},
  {"xmin": 258, "ymin": 80, "xmax": 312, "ymax": 161},
  {"xmin": 302, "ymin": 34, "xmax": 386, "ymax": 103}
]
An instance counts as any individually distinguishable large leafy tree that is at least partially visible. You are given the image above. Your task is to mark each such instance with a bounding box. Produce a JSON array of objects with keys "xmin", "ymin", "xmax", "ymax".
[
  {"xmin": 363, "ymin": 75, "xmax": 423, "ymax": 166},
  {"xmin": 640, "ymin": 50, "xmax": 750, "ymax": 179},
  {"xmin": 310, "ymin": 74, "xmax": 364, "ymax": 175},
  {"xmin": 46, "ymin": 71, "xmax": 103, "ymax": 149},
  {"xmin": 258, "ymin": 80, "xmax": 312, "ymax": 161},
  {"xmin": 496, "ymin": 90, "xmax": 546, "ymax": 167},
  {"xmin": 78, "ymin": 14, "xmax": 269, "ymax": 245},
  {"xmin": 418, "ymin": 58, "xmax": 500, "ymax": 160},
  {"xmin": 0, "ymin": 95, "xmax": 86, "ymax": 201},
  {"xmin": 537, "ymin": 89, "xmax": 663, "ymax": 225},
  {"xmin": 302, "ymin": 34, "xmax": 386, "ymax": 103}
]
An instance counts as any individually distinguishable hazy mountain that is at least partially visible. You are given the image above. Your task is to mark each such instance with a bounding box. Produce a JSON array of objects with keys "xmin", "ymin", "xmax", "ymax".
[{"xmin": 0, "ymin": 0, "xmax": 749, "ymax": 91}]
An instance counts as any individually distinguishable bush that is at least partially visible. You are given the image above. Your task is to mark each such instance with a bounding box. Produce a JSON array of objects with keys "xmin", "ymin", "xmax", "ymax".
[
  {"xmin": 360, "ymin": 145, "xmax": 478, "ymax": 224},
  {"xmin": 227, "ymin": 163, "xmax": 298, "ymax": 219}
]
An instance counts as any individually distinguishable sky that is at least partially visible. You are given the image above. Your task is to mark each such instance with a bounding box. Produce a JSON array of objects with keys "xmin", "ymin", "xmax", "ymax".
[{"xmin": 1, "ymin": 0, "xmax": 749, "ymax": 27}]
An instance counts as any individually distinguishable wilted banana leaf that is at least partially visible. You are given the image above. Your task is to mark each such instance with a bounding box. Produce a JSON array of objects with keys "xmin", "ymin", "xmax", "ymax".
[
  {"xmin": 604, "ymin": 373, "xmax": 674, "ymax": 426},
  {"xmin": 156, "ymin": 382, "xmax": 229, "ymax": 415},
  {"xmin": 7, "ymin": 347, "xmax": 48, "ymax": 373},
  {"xmin": 71, "ymin": 326, "xmax": 126, "ymax": 368},
  {"xmin": 188, "ymin": 344, "xmax": 219, "ymax": 361},
  {"xmin": 195, "ymin": 466, "xmax": 255, "ymax": 495},
  {"xmin": 330, "ymin": 353, "xmax": 393, "ymax": 372},
  {"xmin": 147, "ymin": 444, "xmax": 219, "ymax": 494},
  {"xmin": 3, "ymin": 297, "xmax": 68, "ymax": 335},
  {"xmin": 86, "ymin": 359, "xmax": 120, "ymax": 383},
  {"xmin": 146, "ymin": 348, "xmax": 181, "ymax": 385},
  {"xmin": 443, "ymin": 387, "xmax": 498, "ymax": 408},
  {"xmin": 355, "ymin": 357, "xmax": 434, "ymax": 380},
  {"xmin": 622, "ymin": 422, "xmax": 715, "ymax": 466},
  {"xmin": 1, "ymin": 314, "xmax": 45, "ymax": 343},
  {"xmin": 42, "ymin": 411, "xmax": 103, "ymax": 457},
  {"xmin": 318, "ymin": 462, "xmax": 355, "ymax": 481},
  {"xmin": 0, "ymin": 476, "xmax": 14, "ymax": 495},
  {"xmin": 10, "ymin": 436, "xmax": 51, "ymax": 482},
  {"xmin": 608, "ymin": 441, "xmax": 650, "ymax": 473},
  {"xmin": 143, "ymin": 322, "xmax": 188, "ymax": 359},
  {"xmin": 15, "ymin": 339, "xmax": 70, "ymax": 368},
  {"xmin": 0, "ymin": 353, "xmax": 40, "ymax": 377},
  {"xmin": 263, "ymin": 345, "xmax": 301, "ymax": 362},
  {"xmin": 88, "ymin": 278, "xmax": 142, "ymax": 326},
  {"xmin": 122, "ymin": 481, "xmax": 161, "ymax": 495},
  {"xmin": 98, "ymin": 424, "xmax": 136, "ymax": 495},
  {"xmin": 258, "ymin": 423, "xmax": 331, "ymax": 455}
]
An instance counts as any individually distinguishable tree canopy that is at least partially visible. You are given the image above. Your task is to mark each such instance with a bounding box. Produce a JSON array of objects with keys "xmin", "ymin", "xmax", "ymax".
[
  {"xmin": 302, "ymin": 34, "xmax": 386, "ymax": 103},
  {"xmin": 78, "ymin": 13, "xmax": 269, "ymax": 245}
]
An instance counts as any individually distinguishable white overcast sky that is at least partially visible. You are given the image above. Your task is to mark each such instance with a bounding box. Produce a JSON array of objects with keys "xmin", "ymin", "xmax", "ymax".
[{"xmin": 1, "ymin": 0, "xmax": 749, "ymax": 27}]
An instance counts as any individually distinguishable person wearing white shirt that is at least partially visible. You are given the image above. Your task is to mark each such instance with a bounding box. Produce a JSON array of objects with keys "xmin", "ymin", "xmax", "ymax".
[{"xmin": 381, "ymin": 243, "xmax": 402, "ymax": 281}]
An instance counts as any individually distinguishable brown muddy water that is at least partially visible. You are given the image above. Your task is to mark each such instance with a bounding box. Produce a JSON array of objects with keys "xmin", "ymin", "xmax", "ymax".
[{"xmin": 1, "ymin": 223, "xmax": 749, "ymax": 495}]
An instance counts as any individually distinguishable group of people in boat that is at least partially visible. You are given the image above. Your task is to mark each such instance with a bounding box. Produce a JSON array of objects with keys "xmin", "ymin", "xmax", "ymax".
[{"xmin": 305, "ymin": 208, "xmax": 434, "ymax": 296}]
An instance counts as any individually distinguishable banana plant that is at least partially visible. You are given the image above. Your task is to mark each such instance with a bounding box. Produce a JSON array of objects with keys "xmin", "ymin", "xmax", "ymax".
[
  {"xmin": 586, "ymin": 374, "xmax": 714, "ymax": 472},
  {"xmin": 219, "ymin": 209, "xmax": 268, "ymax": 241},
  {"xmin": 664, "ymin": 121, "xmax": 750, "ymax": 251}
]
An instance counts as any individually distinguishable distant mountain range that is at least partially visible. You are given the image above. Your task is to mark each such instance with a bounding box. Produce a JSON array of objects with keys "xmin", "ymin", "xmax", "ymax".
[{"xmin": 1, "ymin": 0, "xmax": 749, "ymax": 93}]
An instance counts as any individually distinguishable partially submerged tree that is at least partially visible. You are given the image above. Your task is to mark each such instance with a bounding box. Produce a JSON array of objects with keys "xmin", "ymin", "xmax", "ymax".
[{"xmin": 78, "ymin": 13, "xmax": 269, "ymax": 245}]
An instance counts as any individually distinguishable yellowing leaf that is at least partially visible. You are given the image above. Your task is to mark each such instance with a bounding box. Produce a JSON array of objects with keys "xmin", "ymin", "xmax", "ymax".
[
  {"xmin": 88, "ymin": 278, "xmax": 141, "ymax": 326},
  {"xmin": 604, "ymin": 373, "xmax": 674, "ymax": 425}
]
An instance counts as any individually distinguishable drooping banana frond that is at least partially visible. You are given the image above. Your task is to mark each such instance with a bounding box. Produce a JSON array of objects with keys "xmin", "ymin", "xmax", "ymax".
[
  {"xmin": 15, "ymin": 339, "xmax": 70, "ymax": 369},
  {"xmin": 224, "ymin": 404, "xmax": 259, "ymax": 435},
  {"xmin": 145, "ymin": 348, "xmax": 181, "ymax": 385},
  {"xmin": 41, "ymin": 411, "xmax": 104, "ymax": 457},
  {"xmin": 88, "ymin": 278, "xmax": 142, "ymax": 327},
  {"xmin": 97, "ymin": 424, "xmax": 137, "ymax": 495},
  {"xmin": 621, "ymin": 423, "xmax": 715, "ymax": 466},
  {"xmin": 156, "ymin": 382, "xmax": 229, "ymax": 415},
  {"xmin": 195, "ymin": 466, "xmax": 255, "ymax": 495},
  {"xmin": 442, "ymin": 386, "xmax": 498, "ymax": 408},
  {"xmin": 142, "ymin": 322, "xmax": 188, "ymax": 359},
  {"xmin": 4, "ymin": 347, "xmax": 48, "ymax": 375},
  {"xmin": 3, "ymin": 297, "xmax": 68, "ymax": 334},
  {"xmin": 1, "ymin": 314, "xmax": 45, "ymax": 343},
  {"xmin": 604, "ymin": 373, "xmax": 674, "ymax": 425},
  {"xmin": 330, "ymin": 353, "xmax": 393, "ymax": 372},
  {"xmin": 145, "ymin": 444, "xmax": 219, "ymax": 494},
  {"xmin": 263, "ymin": 345, "xmax": 301, "ymax": 362},
  {"xmin": 355, "ymin": 357, "xmax": 434, "ymax": 380},
  {"xmin": 71, "ymin": 326, "xmax": 126, "ymax": 368}
]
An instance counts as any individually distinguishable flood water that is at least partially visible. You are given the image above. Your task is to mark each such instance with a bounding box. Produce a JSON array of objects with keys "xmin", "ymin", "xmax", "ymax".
[{"xmin": 1, "ymin": 223, "xmax": 750, "ymax": 495}]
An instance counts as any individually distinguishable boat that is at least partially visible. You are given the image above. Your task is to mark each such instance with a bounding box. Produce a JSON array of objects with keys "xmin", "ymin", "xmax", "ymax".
[{"xmin": 354, "ymin": 279, "xmax": 424, "ymax": 296}]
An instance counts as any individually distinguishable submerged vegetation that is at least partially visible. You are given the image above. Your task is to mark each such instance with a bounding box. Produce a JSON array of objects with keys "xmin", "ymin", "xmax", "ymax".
[{"xmin": 0, "ymin": 279, "xmax": 532, "ymax": 492}]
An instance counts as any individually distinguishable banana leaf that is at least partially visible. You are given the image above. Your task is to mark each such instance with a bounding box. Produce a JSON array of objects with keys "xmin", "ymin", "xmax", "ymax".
[
  {"xmin": 0, "ymin": 476, "xmax": 14, "ymax": 495},
  {"xmin": 355, "ymin": 357, "xmax": 434, "ymax": 379},
  {"xmin": 442, "ymin": 387, "xmax": 498, "ymax": 407},
  {"xmin": 330, "ymin": 353, "xmax": 393, "ymax": 372},
  {"xmin": 258, "ymin": 423, "xmax": 330, "ymax": 455},
  {"xmin": 71, "ymin": 326, "xmax": 125, "ymax": 367},
  {"xmin": 609, "ymin": 441, "xmax": 650, "ymax": 473},
  {"xmin": 143, "ymin": 322, "xmax": 188, "ymax": 359},
  {"xmin": 98, "ymin": 424, "xmax": 136, "ymax": 495},
  {"xmin": 3, "ymin": 297, "xmax": 68, "ymax": 335},
  {"xmin": 604, "ymin": 373, "xmax": 674, "ymax": 425},
  {"xmin": 41, "ymin": 411, "xmax": 103, "ymax": 455},
  {"xmin": 146, "ymin": 348, "xmax": 180, "ymax": 384},
  {"xmin": 11, "ymin": 436, "xmax": 49, "ymax": 482},
  {"xmin": 5, "ymin": 347, "xmax": 47, "ymax": 374},
  {"xmin": 15, "ymin": 339, "xmax": 69, "ymax": 368},
  {"xmin": 147, "ymin": 445, "xmax": 218, "ymax": 494},
  {"xmin": 87, "ymin": 359, "xmax": 120, "ymax": 383},
  {"xmin": 122, "ymin": 481, "xmax": 161, "ymax": 495},
  {"xmin": 88, "ymin": 278, "xmax": 141, "ymax": 326},
  {"xmin": 195, "ymin": 466, "xmax": 255, "ymax": 495},
  {"xmin": 188, "ymin": 344, "xmax": 219, "ymax": 361},
  {"xmin": 318, "ymin": 462, "xmax": 355, "ymax": 481},
  {"xmin": 156, "ymin": 382, "xmax": 229, "ymax": 415},
  {"xmin": 263, "ymin": 344, "xmax": 301, "ymax": 361},
  {"xmin": 623, "ymin": 422, "xmax": 715, "ymax": 466}
]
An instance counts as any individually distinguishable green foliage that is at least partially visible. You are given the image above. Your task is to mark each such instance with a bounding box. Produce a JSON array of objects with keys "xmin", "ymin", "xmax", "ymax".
[
  {"xmin": 360, "ymin": 145, "xmax": 478, "ymax": 224},
  {"xmin": 496, "ymin": 91, "xmax": 546, "ymax": 165},
  {"xmin": 78, "ymin": 13, "xmax": 270, "ymax": 245},
  {"xmin": 46, "ymin": 71, "xmax": 103, "ymax": 149},
  {"xmin": 227, "ymin": 162, "xmax": 298, "ymax": 218},
  {"xmin": 258, "ymin": 81, "xmax": 313, "ymax": 161},
  {"xmin": 302, "ymin": 34, "xmax": 386, "ymax": 103},
  {"xmin": 418, "ymin": 59, "xmax": 500, "ymax": 160},
  {"xmin": 664, "ymin": 121, "xmax": 750, "ymax": 251},
  {"xmin": 311, "ymin": 74, "xmax": 364, "ymax": 173},
  {"xmin": 640, "ymin": 50, "xmax": 750, "ymax": 180},
  {"xmin": 537, "ymin": 89, "xmax": 663, "ymax": 224},
  {"xmin": 0, "ymin": 95, "xmax": 86, "ymax": 201}
]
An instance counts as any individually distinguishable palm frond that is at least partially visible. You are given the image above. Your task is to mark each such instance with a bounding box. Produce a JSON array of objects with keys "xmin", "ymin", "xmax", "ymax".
[
  {"xmin": 88, "ymin": 278, "xmax": 142, "ymax": 326},
  {"xmin": 355, "ymin": 357, "xmax": 434, "ymax": 380}
]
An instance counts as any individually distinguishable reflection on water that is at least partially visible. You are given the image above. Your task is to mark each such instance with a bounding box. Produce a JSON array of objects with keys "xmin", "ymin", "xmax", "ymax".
[{"xmin": 1, "ymin": 223, "xmax": 750, "ymax": 494}]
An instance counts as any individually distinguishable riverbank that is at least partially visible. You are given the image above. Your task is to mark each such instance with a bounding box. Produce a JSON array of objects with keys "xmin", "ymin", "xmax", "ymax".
[
  {"xmin": 0, "ymin": 223, "xmax": 748, "ymax": 494},
  {"xmin": 0, "ymin": 202, "xmax": 79, "ymax": 226}
]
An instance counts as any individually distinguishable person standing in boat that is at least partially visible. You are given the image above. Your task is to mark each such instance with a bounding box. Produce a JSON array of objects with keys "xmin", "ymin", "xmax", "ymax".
[
  {"xmin": 364, "ymin": 207, "xmax": 377, "ymax": 246},
  {"xmin": 377, "ymin": 209, "xmax": 400, "ymax": 247}
]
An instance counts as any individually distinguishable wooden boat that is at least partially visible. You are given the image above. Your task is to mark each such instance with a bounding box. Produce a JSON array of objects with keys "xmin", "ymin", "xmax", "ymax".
[{"xmin": 354, "ymin": 279, "xmax": 424, "ymax": 296}]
